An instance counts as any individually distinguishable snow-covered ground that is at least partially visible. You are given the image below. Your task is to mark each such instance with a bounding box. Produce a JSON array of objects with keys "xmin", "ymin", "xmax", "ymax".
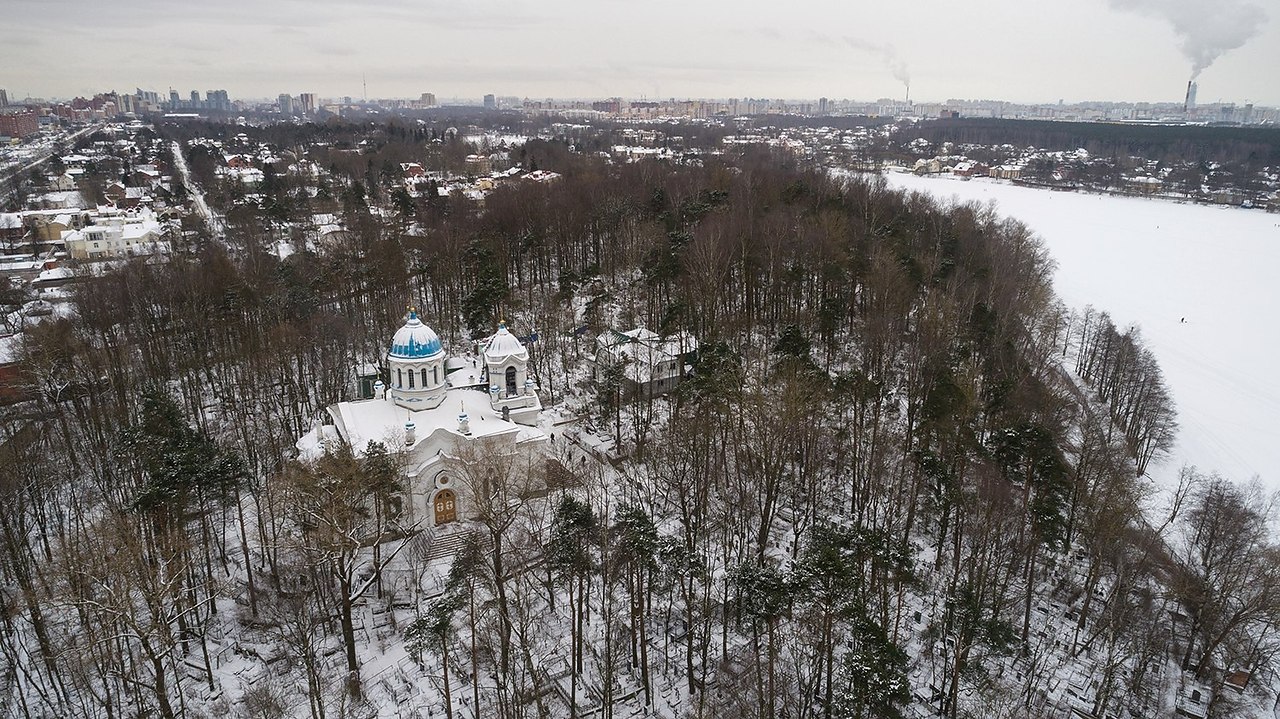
[
  {"xmin": 171, "ymin": 140, "xmax": 222, "ymax": 236},
  {"xmin": 885, "ymin": 172, "xmax": 1280, "ymax": 490}
]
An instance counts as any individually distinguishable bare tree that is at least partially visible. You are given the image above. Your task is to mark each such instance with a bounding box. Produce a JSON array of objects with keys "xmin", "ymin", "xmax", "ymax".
[
  {"xmin": 281, "ymin": 441, "xmax": 413, "ymax": 699},
  {"xmin": 444, "ymin": 436, "xmax": 547, "ymax": 717},
  {"xmin": 1171, "ymin": 476, "xmax": 1280, "ymax": 680}
]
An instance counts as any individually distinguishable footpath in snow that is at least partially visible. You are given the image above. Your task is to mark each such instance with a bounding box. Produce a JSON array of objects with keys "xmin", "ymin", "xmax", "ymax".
[{"xmin": 170, "ymin": 140, "xmax": 222, "ymax": 237}]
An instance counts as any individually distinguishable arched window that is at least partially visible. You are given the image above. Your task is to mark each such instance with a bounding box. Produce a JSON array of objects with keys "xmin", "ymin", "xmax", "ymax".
[
  {"xmin": 397, "ymin": 368, "xmax": 403, "ymax": 388},
  {"xmin": 505, "ymin": 366, "xmax": 517, "ymax": 396},
  {"xmin": 433, "ymin": 366, "xmax": 439, "ymax": 384},
  {"xmin": 421, "ymin": 368, "xmax": 428, "ymax": 387},
  {"xmin": 408, "ymin": 370, "xmax": 415, "ymax": 388}
]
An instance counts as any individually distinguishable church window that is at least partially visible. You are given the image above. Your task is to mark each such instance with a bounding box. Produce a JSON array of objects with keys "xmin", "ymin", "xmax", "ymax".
[
  {"xmin": 421, "ymin": 368, "xmax": 428, "ymax": 386},
  {"xmin": 397, "ymin": 368, "xmax": 403, "ymax": 387},
  {"xmin": 433, "ymin": 366, "xmax": 439, "ymax": 384},
  {"xmin": 505, "ymin": 366, "xmax": 517, "ymax": 396},
  {"xmin": 408, "ymin": 370, "xmax": 415, "ymax": 388}
]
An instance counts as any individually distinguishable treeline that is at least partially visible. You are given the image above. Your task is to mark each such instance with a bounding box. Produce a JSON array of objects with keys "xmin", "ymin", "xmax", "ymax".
[
  {"xmin": 752, "ymin": 114, "xmax": 897, "ymax": 132},
  {"xmin": 0, "ymin": 131, "xmax": 1276, "ymax": 719},
  {"xmin": 907, "ymin": 117, "xmax": 1280, "ymax": 167},
  {"xmin": 1071, "ymin": 308, "xmax": 1178, "ymax": 475},
  {"xmin": 157, "ymin": 114, "xmax": 541, "ymax": 153}
]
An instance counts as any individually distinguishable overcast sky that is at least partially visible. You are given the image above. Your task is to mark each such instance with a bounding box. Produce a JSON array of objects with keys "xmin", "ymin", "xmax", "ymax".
[{"xmin": 2, "ymin": 0, "xmax": 1276, "ymax": 105}]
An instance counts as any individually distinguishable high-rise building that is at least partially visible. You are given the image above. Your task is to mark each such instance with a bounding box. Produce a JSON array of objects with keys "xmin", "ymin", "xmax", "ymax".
[
  {"xmin": 0, "ymin": 110, "xmax": 39, "ymax": 139},
  {"xmin": 419, "ymin": 92, "xmax": 437, "ymax": 107},
  {"xmin": 483, "ymin": 94, "xmax": 496, "ymax": 110},
  {"xmin": 278, "ymin": 94, "xmax": 294, "ymax": 114},
  {"xmin": 0, "ymin": 89, "xmax": 8, "ymax": 107},
  {"xmin": 818, "ymin": 97, "xmax": 829, "ymax": 115},
  {"xmin": 298, "ymin": 93, "xmax": 317, "ymax": 114},
  {"xmin": 190, "ymin": 90, "xmax": 201, "ymax": 109},
  {"xmin": 206, "ymin": 89, "xmax": 230, "ymax": 112},
  {"xmin": 169, "ymin": 89, "xmax": 180, "ymax": 109}
]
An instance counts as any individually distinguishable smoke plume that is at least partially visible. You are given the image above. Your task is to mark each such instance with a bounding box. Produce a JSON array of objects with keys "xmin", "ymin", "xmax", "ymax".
[
  {"xmin": 800, "ymin": 31, "xmax": 912, "ymax": 90},
  {"xmin": 842, "ymin": 36, "xmax": 911, "ymax": 88},
  {"xmin": 1108, "ymin": 0, "xmax": 1268, "ymax": 77}
]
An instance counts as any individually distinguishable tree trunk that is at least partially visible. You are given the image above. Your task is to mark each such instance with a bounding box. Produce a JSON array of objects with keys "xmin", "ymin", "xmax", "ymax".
[
  {"xmin": 338, "ymin": 570, "xmax": 361, "ymax": 699},
  {"xmin": 490, "ymin": 530, "xmax": 512, "ymax": 685},
  {"xmin": 470, "ymin": 588, "xmax": 480, "ymax": 719},
  {"xmin": 441, "ymin": 633, "xmax": 453, "ymax": 719}
]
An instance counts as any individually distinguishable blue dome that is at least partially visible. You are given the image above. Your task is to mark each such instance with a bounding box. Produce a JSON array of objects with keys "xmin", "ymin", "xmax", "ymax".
[{"xmin": 389, "ymin": 310, "xmax": 443, "ymax": 359}]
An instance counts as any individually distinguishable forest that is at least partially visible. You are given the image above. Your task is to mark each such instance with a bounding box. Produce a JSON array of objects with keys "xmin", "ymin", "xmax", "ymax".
[
  {"xmin": 1, "ymin": 117, "xmax": 1278, "ymax": 719},
  {"xmin": 906, "ymin": 117, "xmax": 1280, "ymax": 167}
]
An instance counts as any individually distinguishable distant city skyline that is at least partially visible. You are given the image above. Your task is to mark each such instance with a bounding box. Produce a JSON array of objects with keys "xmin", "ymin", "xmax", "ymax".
[{"xmin": 2, "ymin": 0, "xmax": 1276, "ymax": 106}]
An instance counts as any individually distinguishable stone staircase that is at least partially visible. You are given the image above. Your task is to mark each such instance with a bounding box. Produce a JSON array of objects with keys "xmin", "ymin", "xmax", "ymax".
[{"xmin": 423, "ymin": 526, "xmax": 476, "ymax": 561}]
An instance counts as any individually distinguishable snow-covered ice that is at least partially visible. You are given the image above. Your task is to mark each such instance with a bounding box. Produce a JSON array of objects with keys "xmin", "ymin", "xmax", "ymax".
[{"xmin": 885, "ymin": 172, "xmax": 1280, "ymax": 490}]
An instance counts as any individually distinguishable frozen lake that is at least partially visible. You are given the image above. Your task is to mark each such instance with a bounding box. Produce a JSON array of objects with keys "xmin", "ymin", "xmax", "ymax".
[{"xmin": 885, "ymin": 172, "xmax": 1280, "ymax": 490}]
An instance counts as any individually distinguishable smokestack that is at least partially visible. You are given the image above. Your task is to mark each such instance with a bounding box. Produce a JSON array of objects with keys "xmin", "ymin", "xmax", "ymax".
[
  {"xmin": 905, "ymin": 81, "xmax": 910, "ymax": 105},
  {"xmin": 1184, "ymin": 79, "xmax": 1193, "ymax": 113}
]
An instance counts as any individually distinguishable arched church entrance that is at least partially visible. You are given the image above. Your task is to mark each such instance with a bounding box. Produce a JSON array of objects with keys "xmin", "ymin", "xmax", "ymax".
[{"xmin": 433, "ymin": 489, "xmax": 457, "ymax": 525}]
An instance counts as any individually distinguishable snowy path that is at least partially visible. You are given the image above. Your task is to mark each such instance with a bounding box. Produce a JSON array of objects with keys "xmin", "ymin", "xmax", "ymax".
[
  {"xmin": 170, "ymin": 140, "xmax": 222, "ymax": 237},
  {"xmin": 884, "ymin": 172, "xmax": 1280, "ymax": 490}
]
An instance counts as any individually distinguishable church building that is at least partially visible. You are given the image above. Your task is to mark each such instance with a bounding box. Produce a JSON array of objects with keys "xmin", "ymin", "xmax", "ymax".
[{"xmin": 300, "ymin": 309, "xmax": 547, "ymax": 529}]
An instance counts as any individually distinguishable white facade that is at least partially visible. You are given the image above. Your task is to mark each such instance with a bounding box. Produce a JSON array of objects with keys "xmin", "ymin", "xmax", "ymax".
[
  {"xmin": 308, "ymin": 313, "xmax": 547, "ymax": 530},
  {"xmin": 62, "ymin": 209, "xmax": 166, "ymax": 259},
  {"xmin": 594, "ymin": 327, "xmax": 698, "ymax": 398},
  {"xmin": 483, "ymin": 322, "xmax": 540, "ymax": 425}
]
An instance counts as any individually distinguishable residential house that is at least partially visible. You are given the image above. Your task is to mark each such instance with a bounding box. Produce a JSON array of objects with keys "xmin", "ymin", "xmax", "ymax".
[
  {"xmin": 991, "ymin": 164, "xmax": 1024, "ymax": 180},
  {"xmin": 913, "ymin": 158, "xmax": 944, "ymax": 175},
  {"xmin": 104, "ymin": 182, "xmax": 127, "ymax": 205},
  {"xmin": 103, "ymin": 182, "xmax": 151, "ymax": 209},
  {"xmin": 48, "ymin": 173, "xmax": 77, "ymax": 191},
  {"xmin": 1126, "ymin": 176, "xmax": 1162, "ymax": 195},
  {"xmin": 27, "ymin": 211, "xmax": 89, "ymax": 242},
  {"xmin": 464, "ymin": 154, "xmax": 491, "ymax": 176},
  {"xmin": 594, "ymin": 327, "xmax": 699, "ymax": 399},
  {"xmin": 62, "ymin": 209, "xmax": 166, "ymax": 259},
  {"xmin": 522, "ymin": 170, "xmax": 561, "ymax": 183},
  {"xmin": 1211, "ymin": 189, "xmax": 1246, "ymax": 206},
  {"xmin": 30, "ymin": 266, "xmax": 78, "ymax": 291},
  {"xmin": 0, "ymin": 213, "xmax": 23, "ymax": 244},
  {"xmin": 952, "ymin": 162, "xmax": 990, "ymax": 178},
  {"xmin": 230, "ymin": 167, "xmax": 264, "ymax": 187},
  {"xmin": 131, "ymin": 165, "xmax": 163, "ymax": 188}
]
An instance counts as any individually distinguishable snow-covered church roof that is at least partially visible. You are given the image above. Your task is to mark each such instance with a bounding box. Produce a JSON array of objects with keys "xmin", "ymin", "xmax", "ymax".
[
  {"xmin": 485, "ymin": 322, "xmax": 528, "ymax": 362},
  {"xmin": 389, "ymin": 310, "xmax": 444, "ymax": 359}
]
